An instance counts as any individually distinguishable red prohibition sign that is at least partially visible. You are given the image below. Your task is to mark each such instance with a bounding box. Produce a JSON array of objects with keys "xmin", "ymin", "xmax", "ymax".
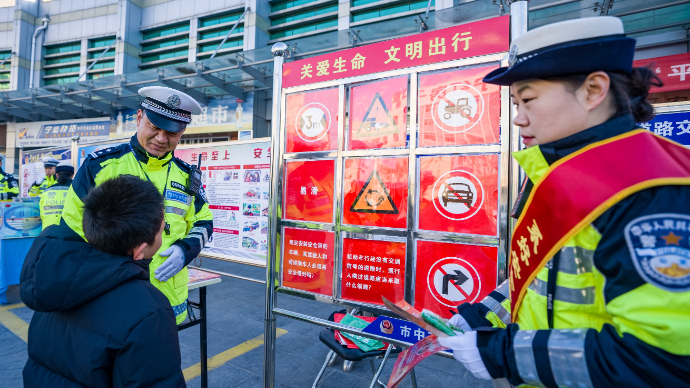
[
  {"xmin": 431, "ymin": 170, "xmax": 485, "ymax": 221},
  {"xmin": 427, "ymin": 257, "xmax": 481, "ymax": 307}
]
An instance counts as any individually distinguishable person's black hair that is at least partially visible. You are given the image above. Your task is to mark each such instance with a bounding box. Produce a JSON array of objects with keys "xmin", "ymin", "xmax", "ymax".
[
  {"xmin": 56, "ymin": 171, "xmax": 73, "ymax": 185},
  {"xmin": 542, "ymin": 66, "xmax": 663, "ymax": 122},
  {"xmin": 82, "ymin": 175, "xmax": 164, "ymax": 256}
]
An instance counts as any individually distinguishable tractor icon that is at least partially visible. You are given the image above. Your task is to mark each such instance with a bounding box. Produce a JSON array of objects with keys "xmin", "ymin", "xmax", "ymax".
[
  {"xmin": 442, "ymin": 183, "xmax": 474, "ymax": 208},
  {"xmin": 443, "ymin": 97, "xmax": 472, "ymax": 120}
]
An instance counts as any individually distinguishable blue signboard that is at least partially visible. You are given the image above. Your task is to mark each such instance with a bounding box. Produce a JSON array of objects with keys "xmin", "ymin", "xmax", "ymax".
[
  {"xmin": 638, "ymin": 111, "xmax": 690, "ymax": 146},
  {"xmin": 361, "ymin": 315, "xmax": 430, "ymax": 343}
]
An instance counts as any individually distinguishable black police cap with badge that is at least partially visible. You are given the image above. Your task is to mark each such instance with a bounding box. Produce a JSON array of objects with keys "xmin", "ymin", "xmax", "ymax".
[
  {"xmin": 138, "ymin": 86, "xmax": 203, "ymax": 133},
  {"xmin": 482, "ymin": 16, "xmax": 636, "ymax": 86}
]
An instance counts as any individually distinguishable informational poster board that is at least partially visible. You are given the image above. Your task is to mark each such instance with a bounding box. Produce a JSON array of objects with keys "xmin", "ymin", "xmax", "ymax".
[
  {"xmin": 19, "ymin": 147, "xmax": 72, "ymax": 198},
  {"xmin": 76, "ymin": 138, "xmax": 129, "ymax": 167},
  {"xmin": 639, "ymin": 105, "xmax": 690, "ymax": 146},
  {"xmin": 0, "ymin": 202, "xmax": 42, "ymax": 238},
  {"xmin": 176, "ymin": 139, "xmax": 271, "ymax": 265},
  {"xmin": 273, "ymin": 15, "xmax": 511, "ymax": 317}
]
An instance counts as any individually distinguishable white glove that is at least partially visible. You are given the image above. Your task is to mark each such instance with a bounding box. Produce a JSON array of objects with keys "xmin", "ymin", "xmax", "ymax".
[
  {"xmin": 154, "ymin": 245, "xmax": 185, "ymax": 282},
  {"xmin": 33, "ymin": 176, "xmax": 45, "ymax": 186},
  {"xmin": 437, "ymin": 331, "xmax": 492, "ymax": 380},
  {"xmin": 449, "ymin": 313, "xmax": 473, "ymax": 332}
]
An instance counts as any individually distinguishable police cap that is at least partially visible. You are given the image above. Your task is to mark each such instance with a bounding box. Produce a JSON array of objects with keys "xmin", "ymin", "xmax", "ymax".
[
  {"xmin": 42, "ymin": 156, "xmax": 59, "ymax": 168},
  {"xmin": 483, "ymin": 17, "xmax": 636, "ymax": 86},
  {"xmin": 139, "ymin": 86, "xmax": 203, "ymax": 133},
  {"xmin": 55, "ymin": 161, "xmax": 74, "ymax": 174}
]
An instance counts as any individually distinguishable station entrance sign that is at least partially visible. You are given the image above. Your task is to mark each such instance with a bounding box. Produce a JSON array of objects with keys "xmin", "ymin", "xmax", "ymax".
[
  {"xmin": 286, "ymin": 87, "xmax": 339, "ymax": 153},
  {"xmin": 283, "ymin": 159, "xmax": 335, "ymax": 223},
  {"xmin": 418, "ymin": 66, "xmax": 501, "ymax": 147},
  {"xmin": 414, "ymin": 240, "xmax": 497, "ymax": 319},
  {"xmin": 282, "ymin": 227, "xmax": 335, "ymax": 296},
  {"xmin": 343, "ymin": 157, "xmax": 408, "ymax": 228},
  {"xmin": 418, "ymin": 154, "xmax": 498, "ymax": 236}
]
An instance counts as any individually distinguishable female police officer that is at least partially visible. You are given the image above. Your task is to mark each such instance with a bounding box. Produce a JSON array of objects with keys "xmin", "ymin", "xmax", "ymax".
[{"xmin": 438, "ymin": 17, "xmax": 690, "ymax": 387}]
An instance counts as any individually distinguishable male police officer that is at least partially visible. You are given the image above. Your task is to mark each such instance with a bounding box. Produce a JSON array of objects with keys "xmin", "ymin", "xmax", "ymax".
[
  {"xmin": 0, "ymin": 155, "xmax": 18, "ymax": 200},
  {"xmin": 40, "ymin": 161, "xmax": 74, "ymax": 229},
  {"xmin": 60, "ymin": 86, "xmax": 213, "ymax": 324},
  {"xmin": 30, "ymin": 156, "xmax": 59, "ymax": 196}
]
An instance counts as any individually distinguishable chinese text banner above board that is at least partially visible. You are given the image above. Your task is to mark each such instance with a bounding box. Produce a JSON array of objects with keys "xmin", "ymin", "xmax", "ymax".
[
  {"xmin": 16, "ymin": 117, "xmax": 111, "ymax": 147},
  {"xmin": 175, "ymin": 140, "xmax": 271, "ymax": 264},
  {"xmin": 113, "ymin": 95, "xmax": 254, "ymax": 138},
  {"xmin": 281, "ymin": 16, "xmax": 509, "ymax": 88},
  {"xmin": 20, "ymin": 148, "xmax": 71, "ymax": 197}
]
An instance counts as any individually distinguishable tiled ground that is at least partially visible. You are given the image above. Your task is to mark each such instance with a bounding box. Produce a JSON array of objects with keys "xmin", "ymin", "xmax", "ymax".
[{"xmin": 1, "ymin": 259, "xmax": 491, "ymax": 388}]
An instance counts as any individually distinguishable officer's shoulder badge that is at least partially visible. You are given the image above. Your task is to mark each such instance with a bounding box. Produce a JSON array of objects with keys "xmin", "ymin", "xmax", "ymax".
[
  {"xmin": 173, "ymin": 157, "xmax": 192, "ymax": 172},
  {"xmin": 624, "ymin": 213, "xmax": 690, "ymax": 292},
  {"xmin": 89, "ymin": 144, "xmax": 126, "ymax": 160}
]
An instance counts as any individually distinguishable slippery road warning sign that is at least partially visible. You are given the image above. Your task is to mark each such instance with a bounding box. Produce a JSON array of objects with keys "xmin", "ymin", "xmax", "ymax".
[
  {"xmin": 349, "ymin": 76, "xmax": 408, "ymax": 150},
  {"xmin": 418, "ymin": 66, "xmax": 500, "ymax": 147},
  {"xmin": 286, "ymin": 87, "xmax": 339, "ymax": 153},
  {"xmin": 418, "ymin": 154, "xmax": 498, "ymax": 236},
  {"xmin": 415, "ymin": 240, "xmax": 497, "ymax": 319},
  {"xmin": 343, "ymin": 157, "xmax": 408, "ymax": 228},
  {"xmin": 284, "ymin": 159, "xmax": 335, "ymax": 223}
]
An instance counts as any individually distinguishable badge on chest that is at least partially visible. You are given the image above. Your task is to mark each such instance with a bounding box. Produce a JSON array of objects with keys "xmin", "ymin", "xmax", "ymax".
[{"xmin": 165, "ymin": 189, "xmax": 190, "ymax": 205}]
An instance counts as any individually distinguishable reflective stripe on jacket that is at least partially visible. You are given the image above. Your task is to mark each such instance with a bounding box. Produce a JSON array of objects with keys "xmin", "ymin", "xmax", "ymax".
[{"xmin": 30, "ymin": 175, "xmax": 57, "ymax": 197}]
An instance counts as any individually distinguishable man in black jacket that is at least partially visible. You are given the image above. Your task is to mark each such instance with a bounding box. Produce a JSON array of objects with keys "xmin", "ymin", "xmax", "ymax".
[{"xmin": 20, "ymin": 176, "xmax": 186, "ymax": 388}]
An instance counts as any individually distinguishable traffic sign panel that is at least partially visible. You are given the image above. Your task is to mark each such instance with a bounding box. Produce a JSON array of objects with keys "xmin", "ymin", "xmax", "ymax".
[
  {"xmin": 414, "ymin": 240, "xmax": 497, "ymax": 319},
  {"xmin": 285, "ymin": 87, "xmax": 339, "ymax": 153},
  {"xmin": 418, "ymin": 154, "xmax": 498, "ymax": 236},
  {"xmin": 282, "ymin": 227, "xmax": 335, "ymax": 296},
  {"xmin": 284, "ymin": 159, "xmax": 335, "ymax": 223},
  {"xmin": 343, "ymin": 157, "xmax": 408, "ymax": 228},
  {"xmin": 349, "ymin": 76, "xmax": 408, "ymax": 150},
  {"xmin": 341, "ymin": 237, "xmax": 406, "ymax": 306},
  {"xmin": 418, "ymin": 66, "xmax": 500, "ymax": 147}
]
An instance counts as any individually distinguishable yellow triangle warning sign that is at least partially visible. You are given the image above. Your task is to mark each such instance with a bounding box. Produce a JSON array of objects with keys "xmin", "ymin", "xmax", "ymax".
[
  {"xmin": 353, "ymin": 93, "xmax": 399, "ymax": 140},
  {"xmin": 350, "ymin": 170, "xmax": 399, "ymax": 214}
]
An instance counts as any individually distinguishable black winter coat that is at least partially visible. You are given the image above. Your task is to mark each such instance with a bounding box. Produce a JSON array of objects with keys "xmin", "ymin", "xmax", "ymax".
[{"xmin": 20, "ymin": 225, "xmax": 186, "ymax": 388}]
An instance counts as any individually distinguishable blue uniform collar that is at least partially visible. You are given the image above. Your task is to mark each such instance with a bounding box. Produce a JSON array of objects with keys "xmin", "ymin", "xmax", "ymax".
[{"xmin": 538, "ymin": 114, "xmax": 636, "ymax": 166}]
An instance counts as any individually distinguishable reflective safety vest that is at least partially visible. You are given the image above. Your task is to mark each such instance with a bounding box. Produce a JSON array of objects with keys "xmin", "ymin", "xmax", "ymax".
[
  {"xmin": 30, "ymin": 175, "xmax": 57, "ymax": 197},
  {"xmin": 0, "ymin": 173, "xmax": 19, "ymax": 200},
  {"xmin": 61, "ymin": 137, "xmax": 213, "ymax": 325},
  {"xmin": 39, "ymin": 184, "xmax": 70, "ymax": 229}
]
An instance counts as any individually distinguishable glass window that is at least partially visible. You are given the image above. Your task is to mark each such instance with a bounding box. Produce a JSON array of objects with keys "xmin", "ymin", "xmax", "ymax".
[
  {"xmin": 142, "ymin": 23, "xmax": 190, "ymax": 40},
  {"xmin": 352, "ymin": 0, "xmax": 380, "ymax": 6},
  {"xmin": 270, "ymin": 19, "xmax": 337, "ymax": 39},
  {"xmin": 90, "ymin": 60, "xmax": 114, "ymax": 70},
  {"xmin": 199, "ymin": 11, "xmax": 244, "ymax": 27},
  {"xmin": 351, "ymin": 0, "xmax": 433, "ymax": 22},
  {"xmin": 0, "ymin": 83, "xmax": 9, "ymax": 90},
  {"xmin": 46, "ymin": 55, "xmax": 81, "ymax": 65},
  {"xmin": 271, "ymin": 4, "xmax": 338, "ymax": 25},
  {"xmin": 45, "ymin": 76, "xmax": 79, "ymax": 86},
  {"xmin": 141, "ymin": 37, "xmax": 189, "ymax": 51},
  {"xmin": 198, "ymin": 26, "xmax": 244, "ymax": 41},
  {"xmin": 89, "ymin": 37, "xmax": 116, "ymax": 48},
  {"xmin": 88, "ymin": 50, "xmax": 115, "ymax": 59},
  {"xmin": 198, "ymin": 39, "xmax": 243, "ymax": 52},
  {"xmin": 270, "ymin": 0, "xmax": 314, "ymax": 13},
  {"xmin": 46, "ymin": 42, "xmax": 81, "ymax": 55},
  {"xmin": 88, "ymin": 71, "xmax": 114, "ymax": 80},
  {"xmin": 141, "ymin": 48, "xmax": 189, "ymax": 63},
  {"xmin": 0, "ymin": 73, "xmax": 9, "ymax": 80},
  {"xmin": 45, "ymin": 65, "xmax": 80, "ymax": 75}
]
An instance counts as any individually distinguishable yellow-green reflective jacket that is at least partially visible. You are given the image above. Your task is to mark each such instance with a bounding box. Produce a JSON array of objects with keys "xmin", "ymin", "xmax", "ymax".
[
  {"xmin": 461, "ymin": 116, "xmax": 690, "ymax": 388},
  {"xmin": 39, "ymin": 183, "xmax": 70, "ymax": 229},
  {"xmin": 29, "ymin": 175, "xmax": 57, "ymax": 197},
  {"xmin": 0, "ymin": 172, "xmax": 19, "ymax": 200},
  {"xmin": 60, "ymin": 137, "xmax": 213, "ymax": 325}
]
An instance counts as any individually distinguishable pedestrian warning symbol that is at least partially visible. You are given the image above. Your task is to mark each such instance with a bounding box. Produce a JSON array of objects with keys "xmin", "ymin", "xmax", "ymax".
[
  {"xmin": 427, "ymin": 257, "xmax": 481, "ymax": 307},
  {"xmin": 350, "ymin": 170, "xmax": 399, "ymax": 214},
  {"xmin": 352, "ymin": 93, "xmax": 398, "ymax": 140}
]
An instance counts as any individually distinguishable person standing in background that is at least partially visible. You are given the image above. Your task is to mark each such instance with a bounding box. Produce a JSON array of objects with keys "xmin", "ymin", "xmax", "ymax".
[
  {"xmin": 39, "ymin": 161, "xmax": 74, "ymax": 229},
  {"xmin": 29, "ymin": 156, "xmax": 59, "ymax": 197}
]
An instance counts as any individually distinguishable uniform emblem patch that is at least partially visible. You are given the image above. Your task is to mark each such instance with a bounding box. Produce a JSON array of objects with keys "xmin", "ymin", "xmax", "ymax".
[
  {"xmin": 165, "ymin": 189, "xmax": 190, "ymax": 205},
  {"xmin": 167, "ymin": 94, "xmax": 181, "ymax": 109},
  {"xmin": 624, "ymin": 214, "xmax": 690, "ymax": 292}
]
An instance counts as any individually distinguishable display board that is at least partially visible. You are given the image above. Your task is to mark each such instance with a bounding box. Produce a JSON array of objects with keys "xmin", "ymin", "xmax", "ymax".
[
  {"xmin": 272, "ymin": 15, "xmax": 512, "ymax": 316},
  {"xmin": 0, "ymin": 202, "xmax": 42, "ymax": 238},
  {"xmin": 76, "ymin": 138, "xmax": 129, "ymax": 167},
  {"xmin": 639, "ymin": 104, "xmax": 690, "ymax": 146},
  {"xmin": 176, "ymin": 139, "xmax": 271, "ymax": 265},
  {"xmin": 19, "ymin": 147, "xmax": 72, "ymax": 197}
]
